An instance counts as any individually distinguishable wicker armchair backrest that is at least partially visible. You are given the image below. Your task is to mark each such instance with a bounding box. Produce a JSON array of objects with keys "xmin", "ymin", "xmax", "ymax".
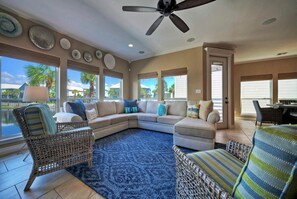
[{"xmin": 13, "ymin": 107, "xmax": 31, "ymax": 138}]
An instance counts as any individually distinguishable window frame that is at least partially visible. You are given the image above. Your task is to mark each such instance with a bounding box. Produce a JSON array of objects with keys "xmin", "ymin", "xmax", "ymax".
[{"xmin": 138, "ymin": 72, "xmax": 158, "ymax": 101}]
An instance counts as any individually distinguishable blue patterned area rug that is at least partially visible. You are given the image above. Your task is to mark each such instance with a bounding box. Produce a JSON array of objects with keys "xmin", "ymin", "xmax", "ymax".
[{"xmin": 66, "ymin": 129, "xmax": 222, "ymax": 199}]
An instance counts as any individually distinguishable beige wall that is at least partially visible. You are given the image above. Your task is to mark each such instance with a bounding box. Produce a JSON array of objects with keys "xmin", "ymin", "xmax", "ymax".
[
  {"xmin": 130, "ymin": 47, "xmax": 204, "ymax": 101},
  {"xmin": 234, "ymin": 57, "xmax": 297, "ymax": 117},
  {"xmin": 0, "ymin": 8, "xmax": 130, "ymax": 108}
]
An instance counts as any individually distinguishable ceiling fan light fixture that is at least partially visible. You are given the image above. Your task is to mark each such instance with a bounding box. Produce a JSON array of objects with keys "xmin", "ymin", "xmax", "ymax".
[
  {"xmin": 128, "ymin": 44, "xmax": 134, "ymax": 48},
  {"xmin": 262, "ymin": 17, "xmax": 277, "ymax": 25}
]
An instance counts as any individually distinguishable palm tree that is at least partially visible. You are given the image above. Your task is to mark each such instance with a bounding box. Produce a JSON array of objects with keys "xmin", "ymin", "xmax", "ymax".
[
  {"xmin": 81, "ymin": 72, "xmax": 95, "ymax": 98},
  {"xmin": 25, "ymin": 64, "xmax": 55, "ymax": 92},
  {"xmin": 168, "ymin": 84, "xmax": 175, "ymax": 98}
]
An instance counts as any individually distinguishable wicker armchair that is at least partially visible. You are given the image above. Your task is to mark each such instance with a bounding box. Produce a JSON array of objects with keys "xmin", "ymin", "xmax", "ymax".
[
  {"xmin": 13, "ymin": 106, "xmax": 94, "ymax": 191},
  {"xmin": 253, "ymin": 100, "xmax": 283, "ymax": 126},
  {"xmin": 173, "ymin": 141, "xmax": 251, "ymax": 199}
]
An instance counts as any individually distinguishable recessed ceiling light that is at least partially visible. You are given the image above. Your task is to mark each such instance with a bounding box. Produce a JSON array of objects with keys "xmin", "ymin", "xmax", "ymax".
[
  {"xmin": 128, "ymin": 44, "xmax": 133, "ymax": 48},
  {"xmin": 187, "ymin": 38, "xmax": 195, "ymax": 42},
  {"xmin": 277, "ymin": 52, "xmax": 287, "ymax": 56},
  {"xmin": 262, "ymin": 18, "xmax": 277, "ymax": 25},
  {"xmin": 139, "ymin": 51, "xmax": 145, "ymax": 54}
]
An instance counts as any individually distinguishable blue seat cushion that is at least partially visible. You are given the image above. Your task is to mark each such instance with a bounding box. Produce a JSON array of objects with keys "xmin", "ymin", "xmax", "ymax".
[
  {"xmin": 68, "ymin": 100, "xmax": 87, "ymax": 120},
  {"xmin": 187, "ymin": 149, "xmax": 244, "ymax": 193}
]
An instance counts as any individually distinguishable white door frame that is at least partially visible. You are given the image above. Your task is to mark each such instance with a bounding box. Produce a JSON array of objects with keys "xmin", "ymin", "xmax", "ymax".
[{"xmin": 205, "ymin": 47, "xmax": 234, "ymax": 129}]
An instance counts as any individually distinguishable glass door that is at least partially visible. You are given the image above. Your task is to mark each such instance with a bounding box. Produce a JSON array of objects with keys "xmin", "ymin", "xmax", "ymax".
[{"xmin": 210, "ymin": 57, "xmax": 228, "ymax": 129}]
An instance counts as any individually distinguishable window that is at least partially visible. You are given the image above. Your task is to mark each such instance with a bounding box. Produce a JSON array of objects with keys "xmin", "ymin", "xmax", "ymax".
[
  {"xmin": 67, "ymin": 69, "xmax": 98, "ymax": 103},
  {"xmin": 240, "ymin": 80, "xmax": 272, "ymax": 115},
  {"xmin": 0, "ymin": 56, "xmax": 58, "ymax": 140},
  {"xmin": 105, "ymin": 76, "xmax": 122, "ymax": 100},
  {"xmin": 139, "ymin": 78, "xmax": 158, "ymax": 100},
  {"xmin": 278, "ymin": 79, "xmax": 297, "ymax": 101},
  {"xmin": 163, "ymin": 75, "xmax": 187, "ymax": 100}
]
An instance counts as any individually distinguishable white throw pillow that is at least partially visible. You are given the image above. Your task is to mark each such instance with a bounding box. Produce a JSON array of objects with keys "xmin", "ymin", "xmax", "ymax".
[{"xmin": 85, "ymin": 108, "xmax": 97, "ymax": 121}]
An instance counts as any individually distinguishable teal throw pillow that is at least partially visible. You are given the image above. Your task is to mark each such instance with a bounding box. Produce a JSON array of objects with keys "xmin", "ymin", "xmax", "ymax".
[
  {"xmin": 125, "ymin": 106, "xmax": 138, "ymax": 114},
  {"xmin": 157, "ymin": 104, "xmax": 167, "ymax": 116},
  {"xmin": 232, "ymin": 125, "xmax": 297, "ymax": 198}
]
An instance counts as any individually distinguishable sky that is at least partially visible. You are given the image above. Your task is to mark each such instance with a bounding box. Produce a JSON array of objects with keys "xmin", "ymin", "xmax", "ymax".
[{"xmin": 0, "ymin": 56, "xmax": 174, "ymax": 90}]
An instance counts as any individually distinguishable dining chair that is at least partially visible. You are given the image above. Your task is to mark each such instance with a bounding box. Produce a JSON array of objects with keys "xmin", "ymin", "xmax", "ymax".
[{"xmin": 253, "ymin": 100, "xmax": 283, "ymax": 126}]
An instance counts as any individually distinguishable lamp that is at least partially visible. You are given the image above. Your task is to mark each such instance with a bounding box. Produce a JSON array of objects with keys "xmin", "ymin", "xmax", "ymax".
[{"xmin": 23, "ymin": 86, "xmax": 49, "ymax": 103}]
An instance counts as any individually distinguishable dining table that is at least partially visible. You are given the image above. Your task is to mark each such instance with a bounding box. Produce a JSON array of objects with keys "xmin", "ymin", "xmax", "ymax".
[{"xmin": 267, "ymin": 103, "xmax": 297, "ymax": 124}]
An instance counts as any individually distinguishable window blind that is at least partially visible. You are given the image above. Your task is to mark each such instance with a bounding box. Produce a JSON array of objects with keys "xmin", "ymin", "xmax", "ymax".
[
  {"xmin": 67, "ymin": 60, "xmax": 99, "ymax": 74},
  {"xmin": 241, "ymin": 74, "xmax": 272, "ymax": 82},
  {"xmin": 161, "ymin": 67, "xmax": 187, "ymax": 77},
  {"xmin": 138, "ymin": 72, "xmax": 158, "ymax": 79},
  {"xmin": 103, "ymin": 69, "xmax": 123, "ymax": 79},
  {"xmin": 0, "ymin": 43, "xmax": 60, "ymax": 67}
]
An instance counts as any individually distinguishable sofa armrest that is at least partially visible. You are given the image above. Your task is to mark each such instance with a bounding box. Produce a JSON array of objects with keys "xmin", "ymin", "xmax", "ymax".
[
  {"xmin": 207, "ymin": 110, "xmax": 220, "ymax": 124},
  {"xmin": 53, "ymin": 112, "xmax": 83, "ymax": 123}
]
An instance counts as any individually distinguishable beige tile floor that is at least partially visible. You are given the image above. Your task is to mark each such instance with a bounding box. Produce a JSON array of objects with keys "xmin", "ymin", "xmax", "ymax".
[{"xmin": 0, "ymin": 119, "xmax": 256, "ymax": 199}]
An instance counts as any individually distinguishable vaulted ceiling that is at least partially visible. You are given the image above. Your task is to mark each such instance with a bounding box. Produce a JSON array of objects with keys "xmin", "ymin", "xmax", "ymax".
[{"xmin": 0, "ymin": 0, "xmax": 296, "ymax": 63}]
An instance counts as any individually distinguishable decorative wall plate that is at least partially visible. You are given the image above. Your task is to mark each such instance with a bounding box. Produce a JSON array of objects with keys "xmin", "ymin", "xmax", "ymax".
[
  {"xmin": 0, "ymin": 12, "xmax": 22, "ymax": 37},
  {"xmin": 72, "ymin": 49, "xmax": 81, "ymax": 60},
  {"xmin": 29, "ymin": 26, "xmax": 55, "ymax": 50},
  {"xmin": 95, "ymin": 50, "xmax": 103, "ymax": 59},
  {"xmin": 60, "ymin": 38, "xmax": 71, "ymax": 50},
  {"xmin": 104, "ymin": 54, "xmax": 116, "ymax": 69},
  {"xmin": 83, "ymin": 51, "xmax": 93, "ymax": 63}
]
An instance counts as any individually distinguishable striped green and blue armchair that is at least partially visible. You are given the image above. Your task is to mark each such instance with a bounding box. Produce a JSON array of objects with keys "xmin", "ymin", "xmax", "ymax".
[
  {"xmin": 13, "ymin": 104, "xmax": 94, "ymax": 191},
  {"xmin": 173, "ymin": 125, "xmax": 297, "ymax": 199}
]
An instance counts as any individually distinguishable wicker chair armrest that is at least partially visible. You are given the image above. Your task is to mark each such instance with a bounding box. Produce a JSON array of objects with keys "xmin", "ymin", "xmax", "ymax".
[
  {"xmin": 26, "ymin": 129, "xmax": 94, "ymax": 163},
  {"xmin": 226, "ymin": 140, "xmax": 252, "ymax": 162},
  {"xmin": 173, "ymin": 145, "xmax": 232, "ymax": 199},
  {"xmin": 56, "ymin": 121, "xmax": 89, "ymax": 132}
]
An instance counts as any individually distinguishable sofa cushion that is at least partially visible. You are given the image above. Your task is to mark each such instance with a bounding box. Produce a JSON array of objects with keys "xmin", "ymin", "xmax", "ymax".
[
  {"xmin": 105, "ymin": 114, "xmax": 128, "ymax": 124},
  {"xmin": 199, "ymin": 100, "xmax": 213, "ymax": 120},
  {"xmin": 88, "ymin": 117, "xmax": 111, "ymax": 129},
  {"xmin": 126, "ymin": 113, "xmax": 139, "ymax": 120},
  {"xmin": 232, "ymin": 125, "xmax": 297, "ymax": 198},
  {"xmin": 97, "ymin": 101, "xmax": 116, "ymax": 117},
  {"xmin": 146, "ymin": 101, "xmax": 164, "ymax": 114},
  {"xmin": 115, "ymin": 101, "xmax": 124, "ymax": 114},
  {"xmin": 137, "ymin": 113, "xmax": 157, "ymax": 122},
  {"xmin": 137, "ymin": 101, "xmax": 147, "ymax": 113},
  {"xmin": 165, "ymin": 101, "xmax": 187, "ymax": 117},
  {"xmin": 187, "ymin": 149, "xmax": 244, "ymax": 193},
  {"xmin": 175, "ymin": 118, "xmax": 216, "ymax": 139},
  {"xmin": 157, "ymin": 115, "xmax": 184, "ymax": 125},
  {"xmin": 84, "ymin": 102, "xmax": 98, "ymax": 115}
]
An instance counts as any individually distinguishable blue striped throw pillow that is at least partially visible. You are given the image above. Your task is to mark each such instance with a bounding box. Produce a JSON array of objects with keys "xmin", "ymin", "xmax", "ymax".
[
  {"xmin": 25, "ymin": 104, "xmax": 57, "ymax": 136},
  {"xmin": 232, "ymin": 125, "xmax": 297, "ymax": 198}
]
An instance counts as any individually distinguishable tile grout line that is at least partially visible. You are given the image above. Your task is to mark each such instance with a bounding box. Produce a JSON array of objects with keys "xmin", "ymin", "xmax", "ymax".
[{"xmin": 14, "ymin": 185, "xmax": 22, "ymax": 199}]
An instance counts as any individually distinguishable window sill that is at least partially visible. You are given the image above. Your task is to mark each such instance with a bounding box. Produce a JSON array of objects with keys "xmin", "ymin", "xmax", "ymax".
[{"xmin": 0, "ymin": 135, "xmax": 24, "ymax": 146}]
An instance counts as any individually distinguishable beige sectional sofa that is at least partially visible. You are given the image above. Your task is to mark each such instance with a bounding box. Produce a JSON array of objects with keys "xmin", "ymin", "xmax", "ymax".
[{"xmin": 55, "ymin": 100, "xmax": 220, "ymax": 150}]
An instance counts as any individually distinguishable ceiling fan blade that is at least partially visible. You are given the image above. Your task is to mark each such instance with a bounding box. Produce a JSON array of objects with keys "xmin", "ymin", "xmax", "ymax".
[
  {"xmin": 169, "ymin": 14, "xmax": 189, "ymax": 33},
  {"xmin": 146, "ymin": 15, "xmax": 164, "ymax": 35},
  {"xmin": 122, "ymin": 6, "xmax": 158, "ymax": 12},
  {"xmin": 175, "ymin": 0, "xmax": 215, "ymax": 11}
]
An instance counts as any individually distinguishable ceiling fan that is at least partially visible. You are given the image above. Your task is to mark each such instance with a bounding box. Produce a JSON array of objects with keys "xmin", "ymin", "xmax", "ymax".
[{"xmin": 122, "ymin": 0, "xmax": 215, "ymax": 35}]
